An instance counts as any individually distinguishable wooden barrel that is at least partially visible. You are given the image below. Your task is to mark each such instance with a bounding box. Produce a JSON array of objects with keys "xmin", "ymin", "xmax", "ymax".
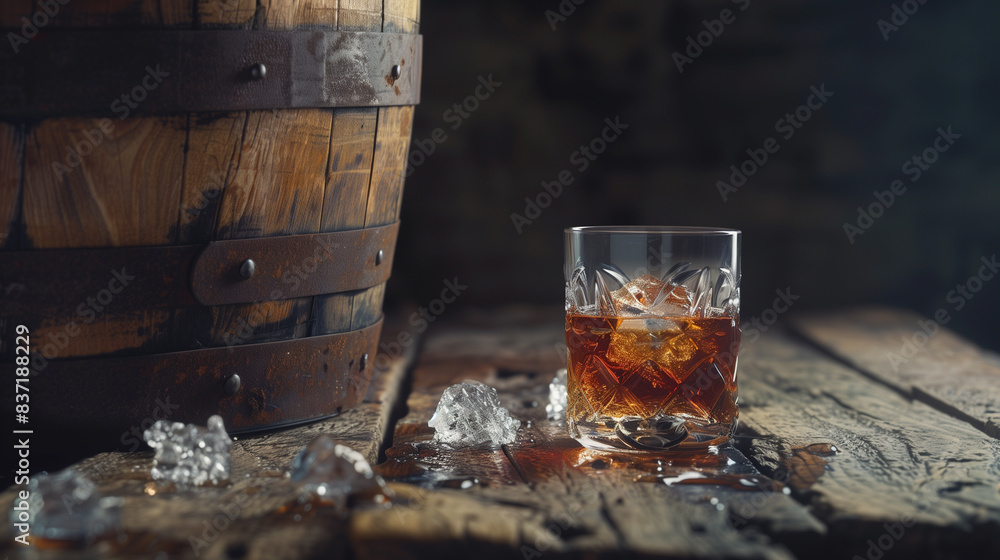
[{"xmin": 0, "ymin": 0, "xmax": 420, "ymax": 458}]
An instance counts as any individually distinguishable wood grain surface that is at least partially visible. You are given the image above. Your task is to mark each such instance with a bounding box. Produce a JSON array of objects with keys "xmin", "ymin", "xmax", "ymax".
[
  {"xmin": 6, "ymin": 307, "xmax": 994, "ymax": 559},
  {"xmin": 0, "ymin": 315, "xmax": 414, "ymax": 559},
  {"xmin": 362, "ymin": 322, "xmax": 818, "ymax": 560},
  {"xmin": 740, "ymin": 328, "xmax": 1000, "ymax": 558},
  {"xmin": 0, "ymin": 0, "xmax": 419, "ymax": 358},
  {"xmin": 790, "ymin": 307, "xmax": 1000, "ymax": 439}
]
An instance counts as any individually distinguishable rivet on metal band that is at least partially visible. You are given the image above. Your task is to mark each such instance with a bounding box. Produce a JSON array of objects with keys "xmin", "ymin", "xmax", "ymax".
[
  {"xmin": 0, "ymin": 30, "xmax": 422, "ymax": 118},
  {"xmin": 240, "ymin": 259, "xmax": 256, "ymax": 280},
  {"xmin": 225, "ymin": 374, "xmax": 242, "ymax": 396},
  {"xmin": 250, "ymin": 63, "xmax": 267, "ymax": 80}
]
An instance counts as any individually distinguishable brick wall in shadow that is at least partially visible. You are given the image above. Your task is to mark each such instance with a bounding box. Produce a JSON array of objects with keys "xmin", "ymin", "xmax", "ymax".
[{"xmin": 389, "ymin": 0, "xmax": 1000, "ymax": 352}]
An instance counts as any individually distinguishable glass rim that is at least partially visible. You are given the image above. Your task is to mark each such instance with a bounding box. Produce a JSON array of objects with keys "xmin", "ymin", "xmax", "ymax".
[{"xmin": 565, "ymin": 225, "xmax": 741, "ymax": 235}]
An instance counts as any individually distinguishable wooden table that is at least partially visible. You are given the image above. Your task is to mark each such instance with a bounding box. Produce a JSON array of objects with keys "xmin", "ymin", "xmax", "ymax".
[{"xmin": 4, "ymin": 306, "xmax": 1000, "ymax": 559}]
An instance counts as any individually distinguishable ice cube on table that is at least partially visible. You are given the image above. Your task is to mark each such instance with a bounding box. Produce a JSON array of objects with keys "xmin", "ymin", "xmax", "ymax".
[
  {"xmin": 12, "ymin": 468, "xmax": 123, "ymax": 542},
  {"xmin": 428, "ymin": 380, "xmax": 521, "ymax": 447},
  {"xmin": 546, "ymin": 368, "xmax": 568, "ymax": 421},
  {"xmin": 144, "ymin": 415, "xmax": 232, "ymax": 490},
  {"xmin": 289, "ymin": 435, "xmax": 387, "ymax": 506}
]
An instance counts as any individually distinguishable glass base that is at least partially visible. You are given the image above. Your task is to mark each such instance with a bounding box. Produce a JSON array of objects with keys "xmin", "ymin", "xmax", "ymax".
[{"xmin": 569, "ymin": 415, "xmax": 735, "ymax": 452}]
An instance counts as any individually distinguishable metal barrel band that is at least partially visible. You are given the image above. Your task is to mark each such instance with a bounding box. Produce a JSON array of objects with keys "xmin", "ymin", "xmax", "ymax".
[
  {"xmin": 29, "ymin": 317, "xmax": 383, "ymax": 435},
  {"xmin": 191, "ymin": 222, "xmax": 399, "ymax": 305},
  {"xmin": 0, "ymin": 222, "xmax": 399, "ymax": 318},
  {"xmin": 0, "ymin": 29, "xmax": 422, "ymax": 119}
]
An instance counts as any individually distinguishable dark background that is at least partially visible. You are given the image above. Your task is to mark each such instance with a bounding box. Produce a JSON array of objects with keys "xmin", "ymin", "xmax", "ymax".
[{"xmin": 386, "ymin": 0, "xmax": 1000, "ymax": 352}]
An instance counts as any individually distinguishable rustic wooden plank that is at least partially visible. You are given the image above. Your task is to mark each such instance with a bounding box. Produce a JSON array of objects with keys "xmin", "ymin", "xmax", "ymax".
[
  {"xmin": 176, "ymin": 113, "xmax": 245, "ymax": 244},
  {"xmin": 311, "ymin": 107, "xmax": 379, "ymax": 335},
  {"xmin": 259, "ymin": 0, "xmax": 337, "ymax": 28},
  {"xmin": 346, "ymin": 283, "xmax": 383, "ymax": 332},
  {"xmin": 4, "ymin": 0, "xmax": 413, "ymax": 356},
  {"xmin": 20, "ymin": 117, "xmax": 186, "ymax": 357},
  {"xmin": 147, "ymin": 0, "xmax": 192, "ymax": 26},
  {"xmin": 310, "ymin": 291, "xmax": 356, "ymax": 336},
  {"xmin": 338, "ymin": 0, "xmax": 382, "ymax": 32},
  {"xmin": 739, "ymin": 327, "xmax": 1000, "ymax": 558},
  {"xmin": 213, "ymin": 110, "xmax": 328, "ymax": 240},
  {"xmin": 23, "ymin": 116, "xmax": 186, "ymax": 249},
  {"xmin": 359, "ymin": 319, "xmax": 814, "ymax": 560},
  {"xmin": 365, "ymin": 106, "xmax": 413, "ymax": 229},
  {"xmin": 11, "ymin": 306, "xmax": 999, "ymax": 559},
  {"xmin": 34, "ymin": 308, "xmax": 176, "ymax": 359},
  {"xmin": 4, "ymin": 1, "xmax": 192, "ymax": 360},
  {"xmin": 383, "ymin": 0, "xmax": 419, "ymax": 33},
  {"xmin": 204, "ymin": 109, "xmax": 331, "ymax": 346},
  {"xmin": 196, "ymin": 0, "xmax": 256, "ymax": 26},
  {"xmin": 346, "ymin": 105, "xmax": 414, "ymax": 331},
  {"xmin": 321, "ymin": 108, "xmax": 378, "ymax": 233},
  {"xmin": 790, "ymin": 307, "xmax": 1000, "ymax": 439},
  {"xmin": 0, "ymin": 122, "xmax": 22, "ymax": 249},
  {"xmin": 190, "ymin": 2, "xmax": 384, "ymax": 346}
]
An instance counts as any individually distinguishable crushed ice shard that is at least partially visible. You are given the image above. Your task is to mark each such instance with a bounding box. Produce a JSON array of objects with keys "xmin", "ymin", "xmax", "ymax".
[
  {"xmin": 289, "ymin": 434, "xmax": 387, "ymax": 507},
  {"xmin": 144, "ymin": 414, "xmax": 232, "ymax": 490},
  {"xmin": 12, "ymin": 468, "xmax": 123, "ymax": 542},
  {"xmin": 428, "ymin": 380, "xmax": 521, "ymax": 446},
  {"xmin": 546, "ymin": 368, "xmax": 567, "ymax": 421}
]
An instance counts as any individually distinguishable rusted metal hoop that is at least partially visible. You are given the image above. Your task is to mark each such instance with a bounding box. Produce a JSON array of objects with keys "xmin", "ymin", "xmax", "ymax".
[
  {"xmin": 28, "ymin": 318, "xmax": 383, "ymax": 435},
  {"xmin": 0, "ymin": 29, "xmax": 422, "ymax": 119},
  {"xmin": 0, "ymin": 222, "xmax": 399, "ymax": 318}
]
